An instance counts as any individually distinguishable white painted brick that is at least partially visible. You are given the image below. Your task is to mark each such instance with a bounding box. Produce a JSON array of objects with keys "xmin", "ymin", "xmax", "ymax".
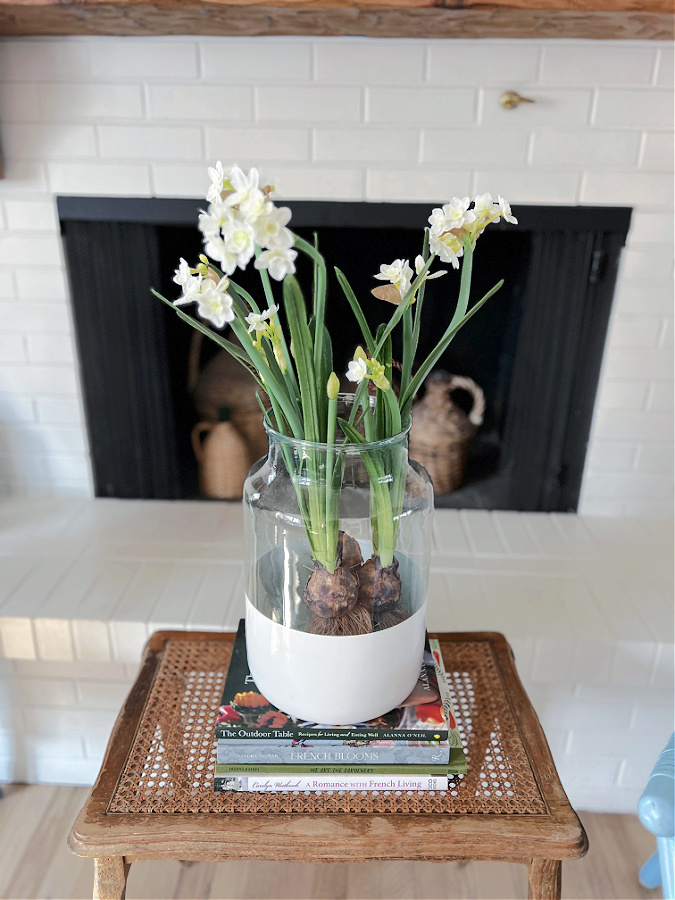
[
  {"xmin": 622, "ymin": 245, "xmax": 674, "ymax": 281},
  {"xmin": 33, "ymin": 618, "xmax": 74, "ymax": 661},
  {"xmin": 4, "ymin": 200, "xmax": 58, "ymax": 232},
  {"xmin": 2, "ymin": 124, "xmax": 97, "ymax": 161},
  {"xmin": 72, "ymin": 621, "xmax": 111, "ymax": 663},
  {"xmin": 603, "ymin": 346, "xmax": 673, "ymax": 381},
  {"xmin": 0, "ymin": 160, "xmax": 47, "ymax": 194},
  {"xmin": 0, "ymin": 39, "xmax": 90, "ymax": 81},
  {"xmin": 24, "ymin": 734, "xmax": 84, "ymax": 760},
  {"xmin": 573, "ymin": 641, "xmax": 615, "ymax": 686},
  {"xmin": 597, "ymin": 380, "xmax": 648, "ymax": 410},
  {"xmin": 610, "ymin": 315, "xmax": 663, "ymax": 348},
  {"xmin": 651, "ymin": 643, "xmax": 675, "ymax": 689},
  {"xmin": 578, "ymin": 497, "xmax": 628, "ymax": 516},
  {"xmin": 98, "ymin": 125, "xmax": 202, "ymax": 161},
  {"xmin": 257, "ymin": 86, "xmax": 362, "ymax": 123},
  {"xmin": 615, "ymin": 283, "xmax": 673, "ymax": 315},
  {"xmin": 461, "ymin": 510, "xmax": 505, "ymax": 555},
  {"xmin": 635, "ymin": 443, "xmax": 675, "ymax": 472},
  {"xmin": 19, "ymin": 677, "xmax": 76, "ymax": 706},
  {"xmin": 593, "ymin": 408, "xmax": 672, "ymax": 444},
  {"xmin": 147, "ymin": 84, "xmax": 252, "ymax": 121},
  {"xmin": 12, "ymin": 658, "xmax": 130, "ymax": 680},
  {"xmin": 0, "ymin": 395, "xmax": 35, "ymax": 424},
  {"xmin": 641, "ymin": 131, "xmax": 674, "ymax": 170},
  {"xmin": 594, "ymin": 89, "xmax": 674, "ymax": 127},
  {"xmin": 586, "ymin": 442, "xmax": 637, "ymax": 471},
  {"xmin": 89, "ymin": 39, "xmax": 199, "ymax": 80},
  {"xmin": 584, "ymin": 471, "xmax": 672, "ymax": 502},
  {"xmin": 473, "ymin": 169, "xmax": 579, "ymax": 204},
  {"xmin": 654, "ymin": 44, "xmax": 674, "ymax": 87},
  {"xmin": 647, "ymin": 381, "xmax": 674, "ymax": 412},
  {"xmin": 33, "ymin": 756, "xmax": 101, "ymax": 785},
  {"xmin": 0, "ymin": 365, "xmax": 77, "ymax": 396},
  {"xmin": 268, "ymin": 166, "xmax": 364, "ymax": 201},
  {"xmin": 0, "ymin": 335, "xmax": 26, "ymax": 363},
  {"xmin": 628, "ymin": 212, "xmax": 674, "ymax": 245},
  {"xmin": 0, "ymin": 298, "xmax": 71, "ymax": 334},
  {"xmin": 38, "ymin": 81, "xmax": 143, "ymax": 122},
  {"xmin": 366, "ymin": 167, "xmax": 470, "ymax": 202},
  {"xmin": 581, "ymin": 171, "xmax": 672, "ymax": 206},
  {"xmin": 76, "ymin": 679, "xmax": 132, "ymax": 709},
  {"xmin": 84, "ymin": 734, "xmax": 111, "ymax": 760},
  {"xmin": 433, "ymin": 510, "xmax": 472, "ymax": 556},
  {"xmin": 482, "ymin": 89, "xmax": 591, "ymax": 126},
  {"xmin": 316, "ymin": 39, "xmax": 425, "ymax": 84},
  {"xmin": 617, "ymin": 755, "xmax": 663, "ymax": 791},
  {"xmin": 428, "ymin": 41, "xmax": 539, "ymax": 85},
  {"xmin": 611, "ymin": 640, "xmax": 659, "ymax": 687},
  {"xmin": 530, "ymin": 130, "xmax": 639, "ymax": 167},
  {"xmin": 151, "ymin": 163, "xmax": 210, "ymax": 198},
  {"xmin": 492, "ymin": 512, "xmax": 539, "ymax": 557},
  {"xmin": 630, "ymin": 705, "xmax": 674, "ymax": 738},
  {"xmin": 0, "ymin": 270, "xmax": 14, "ymax": 298},
  {"xmin": 207, "ymin": 127, "xmax": 309, "ymax": 162},
  {"xmin": 314, "ymin": 128, "xmax": 418, "ymax": 163},
  {"xmin": 531, "ymin": 637, "xmax": 578, "ymax": 684},
  {"xmin": 0, "ymin": 618, "xmax": 35, "ymax": 659},
  {"xmin": 0, "ymin": 83, "xmax": 40, "ymax": 122},
  {"xmin": 45, "ymin": 456, "xmax": 91, "ymax": 484},
  {"xmin": 541, "ymin": 44, "xmax": 655, "ymax": 86},
  {"xmin": 108, "ymin": 621, "xmax": 148, "ymax": 665},
  {"xmin": 26, "ymin": 335, "xmax": 74, "ymax": 364},
  {"xmin": 48, "ymin": 163, "xmax": 151, "ymax": 196},
  {"xmin": 0, "ymin": 235, "xmax": 62, "ymax": 267},
  {"xmin": 35, "ymin": 398, "xmax": 82, "ymax": 425},
  {"xmin": 14, "ymin": 268, "xmax": 68, "ymax": 301},
  {"xmin": 622, "ymin": 499, "xmax": 674, "ymax": 517},
  {"xmin": 201, "ymin": 39, "xmax": 311, "ymax": 81},
  {"xmin": 422, "ymin": 129, "xmax": 528, "ymax": 166},
  {"xmin": 0, "ymin": 424, "xmax": 86, "ymax": 457},
  {"xmin": 369, "ymin": 87, "xmax": 475, "ymax": 126}
]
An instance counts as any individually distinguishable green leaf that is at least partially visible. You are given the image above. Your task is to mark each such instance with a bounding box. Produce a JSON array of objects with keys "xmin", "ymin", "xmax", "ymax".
[
  {"xmin": 334, "ymin": 268, "xmax": 376, "ymax": 355},
  {"xmin": 283, "ymin": 274, "xmax": 319, "ymax": 444}
]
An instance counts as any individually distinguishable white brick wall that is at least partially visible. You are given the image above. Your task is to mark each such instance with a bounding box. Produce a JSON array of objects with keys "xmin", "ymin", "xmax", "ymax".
[{"xmin": 0, "ymin": 35, "xmax": 671, "ymax": 513}]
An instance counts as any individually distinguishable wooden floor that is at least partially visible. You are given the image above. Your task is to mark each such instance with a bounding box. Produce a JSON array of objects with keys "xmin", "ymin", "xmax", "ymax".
[{"xmin": 0, "ymin": 784, "xmax": 658, "ymax": 900}]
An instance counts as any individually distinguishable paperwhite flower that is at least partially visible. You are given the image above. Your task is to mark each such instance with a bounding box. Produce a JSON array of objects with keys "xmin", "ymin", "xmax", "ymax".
[
  {"xmin": 206, "ymin": 161, "xmax": 236, "ymax": 203},
  {"xmin": 429, "ymin": 231, "xmax": 463, "ymax": 269},
  {"xmin": 497, "ymin": 196, "xmax": 518, "ymax": 224},
  {"xmin": 428, "ymin": 198, "xmax": 476, "ymax": 235},
  {"xmin": 225, "ymin": 166, "xmax": 266, "ymax": 222},
  {"xmin": 414, "ymin": 255, "xmax": 446, "ymax": 280},
  {"xmin": 221, "ymin": 215, "xmax": 256, "ymax": 269},
  {"xmin": 195, "ymin": 276, "xmax": 234, "ymax": 329},
  {"xmin": 253, "ymin": 203, "xmax": 294, "ymax": 250},
  {"xmin": 374, "ymin": 258, "xmax": 414, "ymax": 299},
  {"xmin": 245, "ymin": 304, "xmax": 279, "ymax": 334},
  {"xmin": 173, "ymin": 258, "xmax": 194, "ymax": 288},
  {"xmin": 254, "ymin": 246, "xmax": 297, "ymax": 281},
  {"xmin": 473, "ymin": 193, "xmax": 496, "ymax": 221},
  {"xmin": 346, "ymin": 357, "xmax": 368, "ymax": 384}
]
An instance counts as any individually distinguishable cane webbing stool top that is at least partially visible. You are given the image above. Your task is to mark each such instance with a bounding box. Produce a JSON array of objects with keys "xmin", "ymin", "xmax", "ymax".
[{"xmin": 69, "ymin": 631, "xmax": 587, "ymax": 900}]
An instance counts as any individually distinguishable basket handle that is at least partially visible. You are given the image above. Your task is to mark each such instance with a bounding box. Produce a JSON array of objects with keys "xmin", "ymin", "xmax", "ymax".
[
  {"xmin": 191, "ymin": 421, "xmax": 213, "ymax": 464},
  {"xmin": 447, "ymin": 375, "xmax": 485, "ymax": 427}
]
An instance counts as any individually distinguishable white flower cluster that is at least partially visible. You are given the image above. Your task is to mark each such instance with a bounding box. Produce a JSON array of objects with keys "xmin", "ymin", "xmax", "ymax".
[
  {"xmin": 199, "ymin": 163, "xmax": 297, "ymax": 282},
  {"xmin": 173, "ymin": 258, "xmax": 234, "ymax": 329},
  {"xmin": 374, "ymin": 255, "xmax": 445, "ymax": 301},
  {"xmin": 428, "ymin": 193, "xmax": 517, "ymax": 269}
]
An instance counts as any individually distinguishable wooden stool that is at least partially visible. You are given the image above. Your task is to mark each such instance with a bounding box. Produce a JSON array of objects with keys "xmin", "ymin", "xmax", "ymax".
[{"xmin": 68, "ymin": 631, "xmax": 587, "ymax": 900}]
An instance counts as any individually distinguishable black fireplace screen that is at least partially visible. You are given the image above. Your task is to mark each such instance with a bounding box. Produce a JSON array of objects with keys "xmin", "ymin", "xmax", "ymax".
[{"xmin": 58, "ymin": 198, "xmax": 630, "ymax": 512}]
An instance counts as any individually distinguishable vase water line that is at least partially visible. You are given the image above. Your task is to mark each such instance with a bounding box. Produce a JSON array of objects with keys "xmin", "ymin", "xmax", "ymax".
[{"xmin": 243, "ymin": 397, "xmax": 434, "ymax": 724}]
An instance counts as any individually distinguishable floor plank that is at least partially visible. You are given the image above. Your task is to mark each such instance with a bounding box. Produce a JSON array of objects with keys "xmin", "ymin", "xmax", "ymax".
[{"xmin": 0, "ymin": 785, "xmax": 659, "ymax": 900}]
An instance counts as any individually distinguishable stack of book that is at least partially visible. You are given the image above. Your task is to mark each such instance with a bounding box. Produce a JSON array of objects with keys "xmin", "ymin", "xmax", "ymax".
[{"xmin": 214, "ymin": 621, "xmax": 467, "ymax": 793}]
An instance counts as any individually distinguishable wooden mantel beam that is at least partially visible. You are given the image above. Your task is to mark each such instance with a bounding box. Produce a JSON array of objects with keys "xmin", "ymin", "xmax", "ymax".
[{"xmin": 0, "ymin": 0, "xmax": 672, "ymax": 38}]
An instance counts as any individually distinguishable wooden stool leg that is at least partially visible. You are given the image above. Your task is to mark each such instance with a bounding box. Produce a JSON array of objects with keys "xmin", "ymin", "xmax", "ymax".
[
  {"xmin": 93, "ymin": 857, "xmax": 130, "ymax": 900},
  {"xmin": 528, "ymin": 858, "xmax": 561, "ymax": 900}
]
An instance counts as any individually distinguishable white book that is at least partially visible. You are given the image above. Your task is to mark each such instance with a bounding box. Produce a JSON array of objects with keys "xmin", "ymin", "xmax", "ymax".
[{"xmin": 214, "ymin": 774, "xmax": 448, "ymax": 792}]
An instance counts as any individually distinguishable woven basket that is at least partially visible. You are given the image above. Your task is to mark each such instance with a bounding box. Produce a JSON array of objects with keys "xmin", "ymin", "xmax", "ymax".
[{"xmin": 409, "ymin": 372, "xmax": 485, "ymax": 495}]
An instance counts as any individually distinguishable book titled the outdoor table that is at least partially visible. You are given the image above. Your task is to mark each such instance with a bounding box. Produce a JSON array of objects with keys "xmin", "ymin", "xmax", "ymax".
[{"xmin": 214, "ymin": 622, "xmax": 467, "ymax": 791}]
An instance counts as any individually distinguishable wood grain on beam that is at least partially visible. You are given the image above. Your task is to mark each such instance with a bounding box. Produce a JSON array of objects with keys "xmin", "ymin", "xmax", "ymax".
[{"xmin": 0, "ymin": 4, "xmax": 672, "ymax": 37}]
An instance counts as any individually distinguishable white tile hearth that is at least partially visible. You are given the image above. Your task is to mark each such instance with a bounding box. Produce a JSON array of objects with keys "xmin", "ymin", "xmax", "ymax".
[{"xmin": 0, "ymin": 498, "xmax": 672, "ymax": 812}]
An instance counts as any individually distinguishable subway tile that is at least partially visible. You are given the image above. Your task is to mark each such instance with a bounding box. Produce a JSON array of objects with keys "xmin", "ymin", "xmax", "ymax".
[
  {"xmin": 609, "ymin": 315, "xmax": 663, "ymax": 348},
  {"xmin": 0, "ymin": 159, "xmax": 47, "ymax": 194},
  {"xmin": 26, "ymin": 335, "xmax": 74, "ymax": 365},
  {"xmin": 33, "ymin": 618, "xmax": 74, "ymax": 661},
  {"xmin": 0, "ymin": 618, "xmax": 35, "ymax": 659},
  {"xmin": 0, "ymin": 40, "xmax": 90, "ymax": 81},
  {"xmin": 530, "ymin": 130, "xmax": 639, "ymax": 167},
  {"xmin": 492, "ymin": 512, "xmax": 539, "ymax": 557},
  {"xmin": 628, "ymin": 212, "xmax": 674, "ymax": 244},
  {"xmin": 583, "ymin": 470, "xmax": 672, "ymax": 502},
  {"xmin": 573, "ymin": 640, "xmax": 615, "ymax": 687},
  {"xmin": 316, "ymin": 40, "xmax": 425, "ymax": 84},
  {"xmin": 2, "ymin": 124, "xmax": 97, "ymax": 161},
  {"xmin": 151, "ymin": 163, "xmax": 211, "ymax": 198},
  {"xmin": 585, "ymin": 441, "xmax": 638, "ymax": 471},
  {"xmin": 35, "ymin": 398, "xmax": 83, "ymax": 425},
  {"xmin": 4, "ymin": 200, "xmax": 59, "ymax": 232},
  {"xmin": 541, "ymin": 44, "xmax": 655, "ymax": 86},
  {"xmin": 615, "ymin": 282, "xmax": 673, "ymax": 315},
  {"xmin": 582, "ymin": 170, "xmax": 672, "ymax": 206},
  {"xmin": 368, "ymin": 87, "xmax": 475, "ymax": 126},
  {"xmin": 635, "ymin": 442, "xmax": 675, "ymax": 472},
  {"xmin": 433, "ymin": 511, "xmax": 472, "ymax": 557},
  {"xmin": 12, "ymin": 657, "xmax": 130, "ymax": 680},
  {"xmin": 531, "ymin": 637, "xmax": 578, "ymax": 684},
  {"xmin": 0, "ymin": 424, "xmax": 86, "ymax": 458},
  {"xmin": 89, "ymin": 39, "xmax": 199, "ymax": 80},
  {"xmin": 0, "ymin": 395, "xmax": 35, "ymax": 424},
  {"xmin": 23, "ymin": 705, "xmax": 117, "ymax": 735},
  {"xmin": 19, "ymin": 676, "xmax": 77, "ymax": 707},
  {"xmin": 0, "ymin": 335, "xmax": 26, "ymax": 363},
  {"xmin": 72, "ymin": 620, "xmax": 112, "ymax": 663},
  {"xmin": 14, "ymin": 268, "xmax": 68, "ymax": 301},
  {"xmin": 651, "ymin": 643, "xmax": 675, "ymax": 689},
  {"xmin": 366, "ymin": 167, "xmax": 470, "ymax": 202},
  {"xmin": 98, "ymin": 125, "xmax": 202, "ymax": 161},
  {"xmin": 0, "ymin": 235, "xmax": 62, "ymax": 267},
  {"xmin": 473, "ymin": 169, "xmax": 579, "ymax": 204},
  {"xmin": 622, "ymin": 499, "xmax": 674, "ymax": 518},
  {"xmin": 654, "ymin": 44, "xmax": 674, "ymax": 87},
  {"xmin": 207, "ymin": 127, "xmax": 310, "ymax": 162},
  {"xmin": 24, "ymin": 734, "xmax": 84, "ymax": 760},
  {"xmin": 460, "ymin": 510, "xmax": 505, "ymax": 556},
  {"xmin": 596, "ymin": 380, "xmax": 648, "ymax": 410},
  {"xmin": 257, "ymin": 86, "xmax": 362, "ymax": 123},
  {"xmin": 269, "ymin": 166, "xmax": 364, "ymax": 201},
  {"xmin": 621, "ymin": 245, "xmax": 674, "ymax": 281},
  {"xmin": 428, "ymin": 41, "xmax": 539, "ymax": 85},
  {"xmin": 108, "ymin": 621, "xmax": 148, "ymax": 665},
  {"xmin": 594, "ymin": 89, "xmax": 673, "ymax": 127},
  {"xmin": 610, "ymin": 640, "xmax": 658, "ymax": 687},
  {"xmin": 48, "ymin": 162, "xmax": 151, "ymax": 196},
  {"xmin": 646, "ymin": 381, "xmax": 674, "ymax": 412},
  {"xmin": 76, "ymin": 678, "xmax": 132, "ymax": 709},
  {"xmin": 603, "ymin": 346, "xmax": 673, "ymax": 381},
  {"xmin": 0, "ymin": 270, "xmax": 14, "ymax": 298},
  {"xmin": 481, "ymin": 89, "xmax": 592, "ymax": 126},
  {"xmin": 314, "ymin": 128, "xmax": 418, "ymax": 163},
  {"xmin": 0, "ymin": 83, "xmax": 40, "ymax": 122},
  {"xmin": 422, "ymin": 129, "xmax": 528, "ymax": 166},
  {"xmin": 32, "ymin": 756, "xmax": 102, "ymax": 785},
  {"xmin": 641, "ymin": 131, "xmax": 674, "ymax": 170},
  {"xmin": 201, "ymin": 39, "xmax": 311, "ymax": 82},
  {"xmin": 38, "ymin": 82, "xmax": 144, "ymax": 121},
  {"xmin": 148, "ymin": 84, "xmax": 252, "ymax": 121}
]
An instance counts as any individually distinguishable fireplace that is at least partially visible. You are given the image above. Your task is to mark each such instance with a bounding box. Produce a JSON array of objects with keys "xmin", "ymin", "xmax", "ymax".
[{"xmin": 58, "ymin": 197, "xmax": 630, "ymax": 512}]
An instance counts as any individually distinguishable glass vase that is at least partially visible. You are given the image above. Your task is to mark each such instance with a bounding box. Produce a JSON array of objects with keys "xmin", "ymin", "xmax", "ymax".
[{"xmin": 243, "ymin": 395, "xmax": 434, "ymax": 724}]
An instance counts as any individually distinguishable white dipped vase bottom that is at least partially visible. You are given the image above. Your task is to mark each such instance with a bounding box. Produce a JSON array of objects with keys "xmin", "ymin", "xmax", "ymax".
[{"xmin": 245, "ymin": 596, "xmax": 428, "ymax": 725}]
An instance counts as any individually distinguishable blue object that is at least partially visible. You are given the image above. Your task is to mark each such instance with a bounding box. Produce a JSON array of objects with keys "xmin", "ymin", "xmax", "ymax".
[{"xmin": 638, "ymin": 733, "xmax": 675, "ymax": 899}]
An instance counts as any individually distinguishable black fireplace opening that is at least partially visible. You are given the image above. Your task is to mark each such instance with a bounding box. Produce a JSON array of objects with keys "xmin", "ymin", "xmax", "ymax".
[{"xmin": 58, "ymin": 198, "xmax": 631, "ymax": 512}]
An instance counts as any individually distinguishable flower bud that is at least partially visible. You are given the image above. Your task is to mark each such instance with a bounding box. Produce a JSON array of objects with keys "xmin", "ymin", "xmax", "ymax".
[
  {"xmin": 353, "ymin": 346, "xmax": 368, "ymax": 364},
  {"xmin": 327, "ymin": 372, "xmax": 340, "ymax": 401}
]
